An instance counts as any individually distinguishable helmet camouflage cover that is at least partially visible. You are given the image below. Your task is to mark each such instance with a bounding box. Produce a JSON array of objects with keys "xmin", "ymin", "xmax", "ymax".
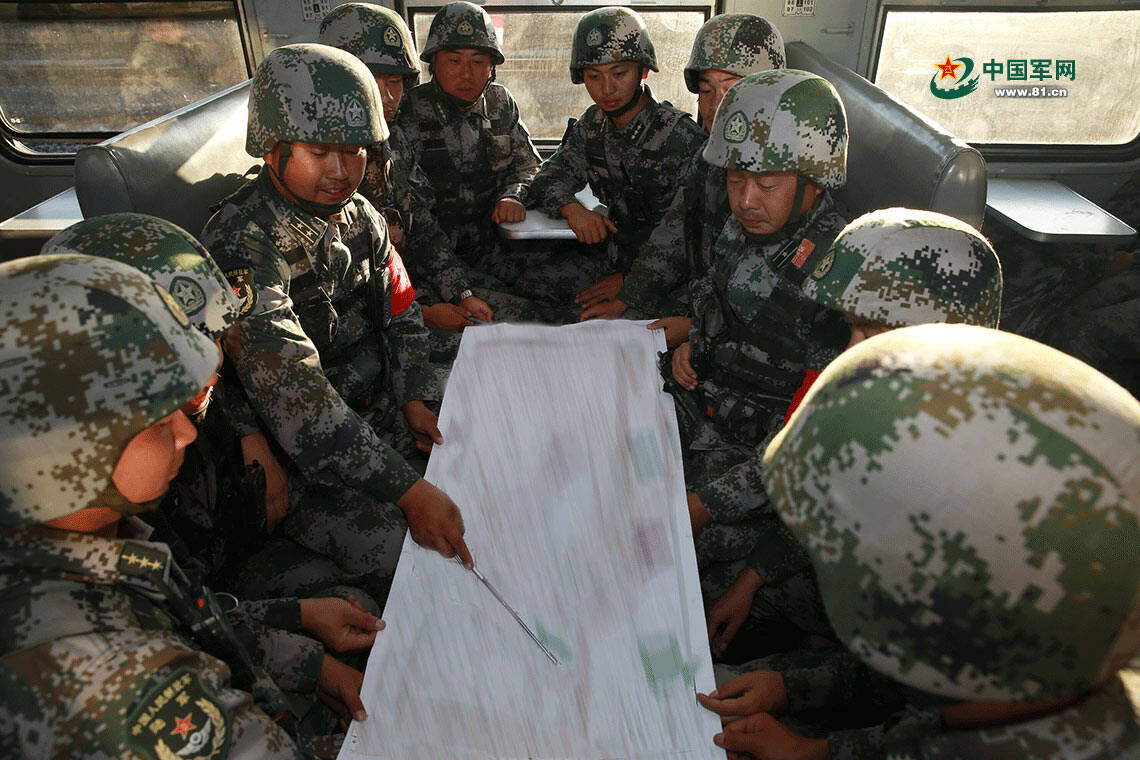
[
  {"xmin": 246, "ymin": 42, "xmax": 388, "ymax": 158},
  {"xmin": 570, "ymin": 6, "xmax": 658, "ymax": 84},
  {"xmin": 703, "ymin": 69, "xmax": 846, "ymax": 189},
  {"xmin": 0, "ymin": 255, "xmax": 218, "ymax": 526},
  {"xmin": 763, "ymin": 324, "xmax": 1140, "ymax": 702},
  {"xmin": 319, "ymin": 3, "xmax": 421, "ymax": 86},
  {"xmin": 806, "ymin": 208, "xmax": 1002, "ymax": 329},
  {"xmin": 42, "ymin": 213, "xmax": 240, "ymax": 340},
  {"xmin": 684, "ymin": 14, "xmax": 786, "ymax": 93},
  {"xmin": 420, "ymin": 1, "xmax": 504, "ymax": 65}
]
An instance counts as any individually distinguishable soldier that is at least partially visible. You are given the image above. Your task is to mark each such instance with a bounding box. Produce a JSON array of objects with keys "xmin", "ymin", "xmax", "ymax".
[
  {"xmin": 704, "ymin": 207, "xmax": 1004, "ymax": 658},
  {"xmin": 0, "ymin": 254, "xmax": 376, "ymax": 758},
  {"xmin": 591, "ymin": 14, "xmax": 787, "ymax": 342},
  {"xmin": 200, "ymin": 44, "xmax": 473, "ymax": 609},
  {"xmin": 668, "ymin": 70, "xmax": 849, "ymax": 608},
  {"xmin": 318, "ymin": 2, "xmax": 547, "ymax": 332},
  {"xmin": 701, "ymin": 324, "xmax": 1140, "ymax": 759},
  {"xmin": 519, "ymin": 6, "xmax": 706, "ymax": 318},
  {"xmin": 396, "ymin": 1, "xmax": 542, "ymax": 296}
]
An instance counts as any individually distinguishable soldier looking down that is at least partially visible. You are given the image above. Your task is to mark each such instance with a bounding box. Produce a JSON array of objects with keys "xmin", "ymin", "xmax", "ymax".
[
  {"xmin": 520, "ymin": 6, "xmax": 705, "ymax": 320},
  {"xmin": 201, "ymin": 44, "xmax": 473, "ymax": 604}
]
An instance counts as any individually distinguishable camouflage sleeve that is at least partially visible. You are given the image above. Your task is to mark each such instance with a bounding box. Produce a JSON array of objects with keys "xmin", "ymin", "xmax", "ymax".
[
  {"xmin": 744, "ymin": 518, "xmax": 812, "ymax": 585},
  {"xmin": 525, "ymin": 117, "xmax": 590, "ymax": 219},
  {"xmin": 242, "ymin": 622, "xmax": 323, "ymax": 694},
  {"xmin": 779, "ymin": 647, "xmax": 911, "ymax": 715},
  {"xmin": 207, "ymin": 215, "xmax": 420, "ymax": 505},
  {"xmin": 391, "ymin": 131, "xmax": 473, "ymax": 304},
  {"xmin": 693, "ymin": 443, "xmax": 772, "ymax": 524},
  {"xmin": 387, "ymin": 298, "xmax": 437, "ymax": 406},
  {"xmin": 828, "ymin": 707, "xmax": 945, "ymax": 760},
  {"xmin": 494, "ymin": 91, "xmax": 541, "ymax": 203},
  {"xmin": 618, "ymin": 154, "xmax": 704, "ymax": 315},
  {"xmin": 0, "ymin": 629, "xmax": 304, "ymax": 759},
  {"xmin": 219, "ymin": 367, "xmax": 261, "ymax": 438}
]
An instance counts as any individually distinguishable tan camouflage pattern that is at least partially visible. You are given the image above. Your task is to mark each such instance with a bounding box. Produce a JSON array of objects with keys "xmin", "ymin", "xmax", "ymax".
[
  {"xmin": 420, "ymin": 1, "xmax": 504, "ymax": 65},
  {"xmin": 683, "ymin": 14, "xmax": 786, "ymax": 93},
  {"xmin": 41, "ymin": 212, "xmax": 240, "ymax": 340},
  {"xmin": 763, "ymin": 323, "xmax": 1140, "ymax": 701},
  {"xmin": 569, "ymin": 6, "xmax": 658, "ymax": 84},
  {"xmin": 318, "ymin": 2, "xmax": 420, "ymax": 85},
  {"xmin": 807, "ymin": 207, "xmax": 1002, "ymax": 329},
  {"xmin": 0, "ymin": 255, "xmax": 217, "ymax": 526},
  {"xmin": 702, "ymin": 69, "xmax": 847, "ymax": 189},
  {"xmin": 246, "ymin": 43, "xmax": 388, "ymax": 158}
]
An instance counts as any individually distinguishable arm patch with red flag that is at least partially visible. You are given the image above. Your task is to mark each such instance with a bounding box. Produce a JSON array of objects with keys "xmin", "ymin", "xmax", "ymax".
[{"xmin": 387, "ymin": 246, "xmax": 416, "ymax": 316}]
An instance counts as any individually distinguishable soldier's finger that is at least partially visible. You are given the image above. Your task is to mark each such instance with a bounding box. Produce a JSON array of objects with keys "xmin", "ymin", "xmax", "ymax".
[
  {"xmin": 451, "ymin": 533, "xmax": 474, "ymax": 570},
  {"xmin": 604, "ymin": 217, "xmax": 618, "ymax": 233}
]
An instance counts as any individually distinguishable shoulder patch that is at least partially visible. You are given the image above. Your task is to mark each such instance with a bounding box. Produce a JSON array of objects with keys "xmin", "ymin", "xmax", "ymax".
[
  {"xmin": 126, "ymin": 668, "xmax": 231, "ymax": 760},
  {"xmin": 224, "ymin": 267, "xmax": 256, "ymax": 319}
]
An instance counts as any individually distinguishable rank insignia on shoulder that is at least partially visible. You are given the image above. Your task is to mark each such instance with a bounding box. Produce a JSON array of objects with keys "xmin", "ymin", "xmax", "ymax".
[
  {"xmin": 224, "ymin": 267, "xmax": 256, "ymax": 318},
  {"xmin": 116, "ymin": 541, "xmax": 169, "ymax": 581},
  {"xmin": 126, "ymin": 668, "xmax": 231, "ymax": 760}
]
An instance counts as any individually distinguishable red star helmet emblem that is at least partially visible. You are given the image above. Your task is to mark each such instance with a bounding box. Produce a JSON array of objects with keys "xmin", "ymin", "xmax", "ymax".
[{"xmin": 935, "ymin": 55, "xmax": 962, "ymax": 81}]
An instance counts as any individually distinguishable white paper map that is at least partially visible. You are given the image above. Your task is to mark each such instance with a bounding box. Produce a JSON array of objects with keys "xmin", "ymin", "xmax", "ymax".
[{"xmin": 339, "ymin": 321, "xmax": 724, "ymax": 760}]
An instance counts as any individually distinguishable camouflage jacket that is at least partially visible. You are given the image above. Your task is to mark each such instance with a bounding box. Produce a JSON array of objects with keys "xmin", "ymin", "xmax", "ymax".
[
  {"xmin": 617, "ymin": 152, "xmax": 728, "ymax": 317},
  {"xmin": 683, "ymin": 195, "xmax": 848, "ymax": 522},
  {"xmin": 0, "ymin": 519, "xmax": 319, "ymax": 759},
  {"xmin": 361, "ymin": 124, "xmax": 473, "ymax": 304},
  {"xmin": 202, "ymin": 168, "xmax": 432, "ymax": 506},
  {"xmin": 396, "ymin": 80, "xmax": 540, "ymax": 253},
  {"xmin": 526, "ymin": 88, "xmax": 706, "ymax": 272},
  {"xmin": 875, "ymin": 667, "xmax": 1140, "ymax": 760}
]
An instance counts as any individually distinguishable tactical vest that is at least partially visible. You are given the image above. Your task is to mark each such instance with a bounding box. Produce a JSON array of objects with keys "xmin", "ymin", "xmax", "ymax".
[
  {"xmin": 696, "ymin": 207, "xmax": 844, "ymax": 445},
  {"xmin": 222, "ymin": 174, "xmax": 393, "ymax": 384},
  {"xmin": 579, "ymin": 102, "xmax": 689, "ymax": 269},
  {"xmin": 413, "ymin": 83, "xmax": 516, "ymax": 245}
]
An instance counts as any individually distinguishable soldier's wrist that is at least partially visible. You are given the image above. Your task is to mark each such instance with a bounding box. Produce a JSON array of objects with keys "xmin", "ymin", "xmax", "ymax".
[{"xmin": 455, "ymin": 288, "xmax": 474, "ymax": 304}]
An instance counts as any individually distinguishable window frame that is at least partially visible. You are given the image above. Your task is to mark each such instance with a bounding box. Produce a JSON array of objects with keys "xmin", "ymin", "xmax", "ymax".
[
  {"xmin": 0, "ymin": 0, "xmax": 255, "ymax": 165},
  {"xmin": 868, "ymin": 1, "xmax": 1140, "ymax": 163}
]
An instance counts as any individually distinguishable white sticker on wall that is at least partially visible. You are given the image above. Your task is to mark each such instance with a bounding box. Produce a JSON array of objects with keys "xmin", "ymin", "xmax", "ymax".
[
  {"xmin": 784, "ymin": 0, "xmax": 815, "ymax": 17},
  {"xmin": 301, "ymin": 0, "xmax": 333, "ymax": 23}
]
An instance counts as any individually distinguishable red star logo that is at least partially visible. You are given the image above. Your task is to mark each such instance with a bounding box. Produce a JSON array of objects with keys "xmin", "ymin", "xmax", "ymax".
[
  {"xmin": 935, "ymin": 55, "xmax": 962, "ymax": 81},
  {"xmin": 170, "ymin": 714, "xmax": 197, "ymax": 741}
]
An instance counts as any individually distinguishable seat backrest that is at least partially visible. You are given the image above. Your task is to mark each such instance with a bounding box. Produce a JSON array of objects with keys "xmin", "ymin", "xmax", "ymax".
[
  {"xmin": 786, "ymin": 42, "xmax": 987, "ymax": 230},
  {"xmin": 74, "ymin": 81, "xmax": 258, "ymax": 236}
]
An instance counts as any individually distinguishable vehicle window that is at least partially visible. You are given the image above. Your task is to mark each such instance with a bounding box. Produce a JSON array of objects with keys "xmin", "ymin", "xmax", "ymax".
[
  {"xmin": 873, "ymin": 9, "xmax": 1140, "ymax": 146},
  {"xmin": 0, "ymin": 2, "xmax": 248, "ymax": 156},
  {"xmin": 410, "ymin": 9, "xmax": 705, "ymax": 142}
]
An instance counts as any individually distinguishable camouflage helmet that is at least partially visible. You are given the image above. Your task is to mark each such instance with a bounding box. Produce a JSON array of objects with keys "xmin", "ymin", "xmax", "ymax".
[
  {"xmin": 703, "ymin": 69, "xmax": 847, "ymax": 189},
  {"xmin": 318, "ymin": 3, "xmax": 421, "ymax": 87},
  {"xmin": 763, "ymin": 324, "xmax": 1140, "ymax": 702},
  {"xmin": 569, "ymin": 6, "xmax": 658, "ymax": 85},
  {"xmin": 0, "ymin": 255, "xmax": 219, "ymax": 526},
  {"xmin": 683, "ymin": 14, "xmax": 785, "ymax": 93},
  {"xmin": 41, "ymin": 213, "xmax": 240, "ymax": 341},
  {"xmin": 806, "ymin": 208, "xmax": 1002, "ymax": 329},
  {"xmin": 246, "ymin": 43, "xmax": 388, "ymax": 158},
  {"xmin": 420, "ymin": 2, "xmax": 504, "ymax": 66}
]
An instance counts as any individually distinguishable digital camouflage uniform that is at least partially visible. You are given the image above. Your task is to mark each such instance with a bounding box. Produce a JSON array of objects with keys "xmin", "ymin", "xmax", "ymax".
[
  {"xmin": 0, "ymin": 254, "xmax": 310, "ymax": 759},
  {"xmin": 202, "ymin": 44, "xmax": 434, "ymax": 604},
  {"xmin": 520, "ymin": 9, "xmax": 704, "ymax": 308},
  {"xmin": 762, "ymin": 323, "xmax": 1140, "ymax": 759},
  {"xmin": 396, "ymin": 2, "xmax": 542, "ymax": 296},
  {"xmin": 672, "ymin": 71, "xmax": 849, "ymax": 610},
  {"xmin": 618, "ymin": 13, "xmax": 786, "ymax": 319},
  {"xmin": 322, "ymin": 4, "xmax": 551, "ymax": 327}
]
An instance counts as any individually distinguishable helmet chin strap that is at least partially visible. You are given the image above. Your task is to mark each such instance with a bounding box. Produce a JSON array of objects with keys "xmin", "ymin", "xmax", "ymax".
[{"xmin": 267, "ymin": 143, "xmax": 354, "ymax": 219}]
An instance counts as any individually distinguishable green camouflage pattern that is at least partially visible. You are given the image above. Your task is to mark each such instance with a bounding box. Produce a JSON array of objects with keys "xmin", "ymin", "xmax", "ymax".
[
  {"xmin": 807, "ymin": 207, "xmax": 1002, "ymax": 329},
  {"xmin": 42, "ymin": 212, "xmax": 240, "ymax": 340},
  {"xmin": 702, "ymin": 69, "xmax": 847, "ymax": 189},
  {"xmin": 683, "ymin": 14, "xmax": 786, "ymax": 93},
  {"xmin": 420, "ymin": 1, "xmax": 504, "ymax": 65},
  {"xmin": 569, "ymin": 6, "xmax": 658, "ymax": 84},
  {"xmin": 0, "ymin": 254, "xmax": 217, "ymax": 526},
  {"xmin": 246, "ymin": 43, "xmax": 388, "ymax": 158},
  {"xmin": 0, "ymin": 520, "xmax": 307, "ymax": 759},
  {"xmin": 763, "ymin": 323, "xmax": 1140, "ymax": 701},
  {"xmin": 319, "ymin": 2, "xmax": 420, "ymax": 85}
]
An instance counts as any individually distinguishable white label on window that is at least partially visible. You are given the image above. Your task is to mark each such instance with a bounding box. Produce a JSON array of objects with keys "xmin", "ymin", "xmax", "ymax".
[
  {"xmin": 301, "ymin": 0, "xmax": 333, "ymax": 23},
  {"xmin": 784, "ymin": 0, "xmax": 815, "ymax": 17}
]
